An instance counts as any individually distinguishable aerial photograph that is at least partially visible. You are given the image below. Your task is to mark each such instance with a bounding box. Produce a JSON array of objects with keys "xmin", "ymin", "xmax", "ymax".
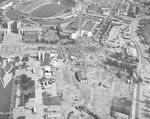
[{"xmin": 0, "ymin": 0, "xmax": 150, "ymax": 119}]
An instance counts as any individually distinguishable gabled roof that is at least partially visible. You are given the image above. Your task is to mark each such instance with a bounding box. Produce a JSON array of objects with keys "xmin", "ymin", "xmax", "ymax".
[{"xmin": 0, "ymin": 60, "xmax": 13, "ymax": 88}]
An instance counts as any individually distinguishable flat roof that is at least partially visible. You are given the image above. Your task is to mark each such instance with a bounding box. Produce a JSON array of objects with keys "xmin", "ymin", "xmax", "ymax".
[
  {"xmin": 82, "ymin": 20, "xmax": 96, "ymax": 31},
  {"xmin": 19, "ymin": 25, "xmax": 43, "ymax": 31}
]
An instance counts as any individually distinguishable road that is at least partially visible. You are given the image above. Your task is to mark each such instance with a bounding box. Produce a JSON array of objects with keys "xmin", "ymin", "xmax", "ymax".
[{"xmin": 130, "ymin": 16, "xmax": 150, "ymax": 119}]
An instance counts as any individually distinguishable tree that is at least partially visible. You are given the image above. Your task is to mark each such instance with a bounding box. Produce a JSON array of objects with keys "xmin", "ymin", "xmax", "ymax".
[
  {"xmin": 20, "ymin": 74, "xmax": 29, "ymax": 84},
  {"xmin": 147, "ymin": 48, "xmax": 150, "ymax": 54},
  {"xmin": 140, "ymin": 39, "xmax": 149, "ymax": 45},
  {"xmin": 20, "ymin": 74, "xmax": 33, "ymax": 90}
]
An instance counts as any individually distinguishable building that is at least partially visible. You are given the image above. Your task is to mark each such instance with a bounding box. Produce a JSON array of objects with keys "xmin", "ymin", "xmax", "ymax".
[
  {"xmin": 0, "ymin": 59, "xmax": 14, "ymax": 88},
  {"xmin": 75, "ymin": 71, "xmax": 87, "ymax": 82},
  {"xmin": 43, "ymin": 52, "xmax": 51, "ymax": 65},
  {"xmin": 111, "ymin": 110, "xmax": 129, "ymax": 119},
  {"xmin": 19, "ymin": 25, "xmax": 43, "ymax": 35},
  {"xmin": 43, "ymin": 65, "xmax": 53, "ymax": 78},
  {"xmin": 0, "ymin": 27, "xmax": 7, "ymax": 35},
  {"xmin": 86, "ymin": 4, "xmax": 100, "ymax": 14},
  {"xmin": 17, "ymin": 116, "xmax": 26, "ymax": 119},
  {"xmin": 81, "ymin": 20, "xmax": 96, "ymax": 37},
  {"xmin": 117, "ymin": 0, "xmax": 130, "ymax": 16},
  {"xmin": 126, "ymin": 46, "xmax": 137, "ymax": 57},
  {"xmin": 44, "ymin": 113, "xmax": 60, "ymax": 118},
  {"xmin": 22, "ymin": 33, "xmax": 37, "ymax": 42}
]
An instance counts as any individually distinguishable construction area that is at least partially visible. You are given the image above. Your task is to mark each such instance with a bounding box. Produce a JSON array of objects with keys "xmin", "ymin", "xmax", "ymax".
[{"xmin": 8, "ymin": 36, "xmax": 133, "ymax": 119}]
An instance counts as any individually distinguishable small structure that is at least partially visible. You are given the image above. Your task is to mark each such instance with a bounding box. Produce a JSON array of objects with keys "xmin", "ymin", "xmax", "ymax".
[
  {"xmin": 111, "ymin": 97, "xmax": 132, "ymax": 119},
  {"xmin": 126, "ymin": 46, "xmax": 137, "ymax": 57},
  {"xmin": 75, "ymin": 71, "xmax": 87, "ymax": 82},
  {"xmin": 31, "ymin": 107, "xmax": 37, "ymax": 114},
  {"xmin": 43, "ymin": 65, "xmax": 53, "ymax": 78},
  {"xmin": 44, "ymin": 106, "xmax": 60, "ymax": 112},
  {"xmin": 44, "ymin": 112, "xmax": 61, "ymax": 118},
  {"xmin": 43, "ymin": 52, "xmax": 51, "ymax": 65},
  {"xmin": 0, "ymin": 26, "xmax": 8, "ymax": 35},
  {"xmin": 111, "ymin": 110, "xmax": 129, "ymax": 119},
  {"xmin": 17, "ymin": 116, "xmax": 26, "ymax": 119}
]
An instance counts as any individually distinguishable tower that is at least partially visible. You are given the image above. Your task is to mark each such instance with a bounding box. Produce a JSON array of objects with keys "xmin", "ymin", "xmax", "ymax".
[
  {"xmin": 77, "ymin": 3, "xmax": 83, "ymax": 37},
  {"xmin": 7, "ymin": 20, "xmax": 18, "ymax": 33}
]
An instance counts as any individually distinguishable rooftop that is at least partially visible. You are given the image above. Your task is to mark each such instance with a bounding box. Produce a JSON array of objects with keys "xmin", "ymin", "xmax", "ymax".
[
  {"xmin": 75, "ymin": 71, "xmax": 87, "ymax": 82},
  {"xmin": 44, "ymin": 30, "xmax": 59, "ymax": 40},
  {"xmin": 82, "ymin": 20, "xmax": 96, "ymax": 31},
  {"xmin": 23, "ymin": 34, "xmax": 37, "ymax": 41},
  {"xmin": 19, "ymin": 25, "xmax": 42, "ymax": 31}
]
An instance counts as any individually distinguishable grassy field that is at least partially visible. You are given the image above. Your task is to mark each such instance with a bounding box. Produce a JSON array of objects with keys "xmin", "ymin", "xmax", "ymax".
[
  {"xmin": 30, "ymin": 4, "xmax": 65, "ymax": 18},
  {"xmin": 143, "ymin": 24, "xmax": 150, "ymax": 43},
  {"xmin": 21, "ymin": 18, "xmax": 38, "ymax": 25},
  {"xmin": 5, "ymin": 8, "xmax": 18, "ymax": 19}
]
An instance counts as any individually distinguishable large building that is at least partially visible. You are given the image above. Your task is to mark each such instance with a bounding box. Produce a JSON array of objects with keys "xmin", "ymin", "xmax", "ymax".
[
  {"xmin": 81, "ymin": 19, "xmax": 97, "ymax": 37},
  {"xmin": 18, "ymin": 25, "xmax": 43, "ymax": 35}
]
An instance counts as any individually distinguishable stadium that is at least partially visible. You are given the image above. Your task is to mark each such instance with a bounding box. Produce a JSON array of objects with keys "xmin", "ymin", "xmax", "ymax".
[{"xmin": 5, "ymin": 0, "xmax": 76, "ymax": 25}]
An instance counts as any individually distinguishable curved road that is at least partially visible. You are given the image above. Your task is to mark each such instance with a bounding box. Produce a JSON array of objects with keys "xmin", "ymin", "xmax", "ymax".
[{"xmin": 130, "ymin": 16, "xmax": 150, "ymax": 119}]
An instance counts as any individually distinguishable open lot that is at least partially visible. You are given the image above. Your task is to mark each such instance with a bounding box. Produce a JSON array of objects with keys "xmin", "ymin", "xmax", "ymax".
[{"xmin": 54, "ymin": 60, "xmax": 132, "ymax": 119}]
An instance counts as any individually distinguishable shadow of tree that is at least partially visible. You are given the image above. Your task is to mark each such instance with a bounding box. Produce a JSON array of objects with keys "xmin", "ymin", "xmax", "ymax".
[
  {"xmin": 145, "ymin": 104, "xmax": 150, "ymax": 109},
  {"xmin": 144, "ymin": 99, "xmax": 150, "ymax": 105},
  {"xmin": 143, "ymin": 113, "xmax": 150, "ymax": 118},
  {"xmin": 143, "ymin": 95, "xmax": 150, "ymax": 99},
  {"xmin": 141, "ymin": 108, "xmax": 150, "ymax": 113},
  {"xmin": 144, "ymin": 80, "xmax": 150, "ymax": 84}
]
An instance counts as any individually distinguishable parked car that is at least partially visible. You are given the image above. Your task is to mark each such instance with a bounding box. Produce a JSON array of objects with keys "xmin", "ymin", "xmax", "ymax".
[{"xmin": 41, "ymin": 78, "xmax": 54, "ymax": 89}]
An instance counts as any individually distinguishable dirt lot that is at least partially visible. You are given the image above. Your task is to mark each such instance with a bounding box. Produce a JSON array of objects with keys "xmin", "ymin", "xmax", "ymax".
[{"xmin": 54, "ymin": 58, "xmax": 132, "ymax": 119}]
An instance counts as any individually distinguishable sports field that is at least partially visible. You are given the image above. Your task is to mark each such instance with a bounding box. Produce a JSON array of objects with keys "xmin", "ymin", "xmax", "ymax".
[{"xmin": 30, "ymin": 4, "xmax": 65, "ymax": 18}]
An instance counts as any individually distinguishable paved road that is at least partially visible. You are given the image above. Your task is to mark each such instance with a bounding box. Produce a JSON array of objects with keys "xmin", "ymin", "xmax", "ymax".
[{"xmin": 130, "ymin": 16, "xmax": 150, "ymax": 119}]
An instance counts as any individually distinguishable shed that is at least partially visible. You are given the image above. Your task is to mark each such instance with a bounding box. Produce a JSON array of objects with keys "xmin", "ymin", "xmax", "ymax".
[{"xmin": 75, "ymin": 71, "xmax": 87, "ymax": 82}]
